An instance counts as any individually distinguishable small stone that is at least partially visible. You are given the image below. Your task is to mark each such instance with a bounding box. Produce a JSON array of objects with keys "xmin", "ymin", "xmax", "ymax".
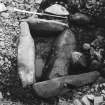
[
  {"xmin": 77, "ymin": 92, "xmax": 83, "ymax": 95},
  {"xmin": 73, "ymin": 99, "xmax": 82, "ymax": 105},
  {"xmin": 83, "ymin": 43, "xmax": 91, "ymax": 50},
  {"xmin": 0, "ymin": 59, "xmax": 4, "ymax": 66},
  {"xmin": 45, "ymin": 4, "xmax": 69, "ymax": 16},
  {"xmin": 102, "ymin": 83, "xmax": 105, "ymax": 87},
  {"xmin": 94, "ymin": 96, "xmax": 104, "ymax": 105},
  {"xmin": 35, "ymin": 0, "xmax": 43, "ymax": 4},
  {"xmin": 0, "ymin": 92, "xmax": 3, "ymax": 99},
  {"xmin": 95, "ymin": 84, "xmax": 99, "ymax": 91},
  {"xmin": 102, "ymin": 90, "xmax": 105, "ymax": 94},
  {"xmin": 0, "ymin": 3, "xmax": 7, "ymax": 12},
  {"xmin": 0, "ymin": 41, "xmax": 5, "ymax": 47},
  {"xmin": 5, "ymin": 57, "xmax": 8, "ymax": 62},
  {"xmin": 81, "ymin": 95, "xmax": 91, "ymax": 105},
  {"xmin": 6, "ymin": 91, "xmax": 11, "ymax": 96},
  {"xmin": 87, "ymin": 94, "xmax": 94, "ymax": 100},
  {"xmin": 91, "ymin": 88, "xmax": 94, "ymax": 93},
  {"xmin": 1, "ymin": 12, "xmax": 9, "ymax": 18},
  {"xmin": 100, "ymin": 84, "xmax": 103, "ymax": 88}
]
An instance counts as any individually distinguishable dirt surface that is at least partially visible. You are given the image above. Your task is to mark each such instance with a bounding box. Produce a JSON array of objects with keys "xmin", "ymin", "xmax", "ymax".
[{"xmin": 0, "ymin": 0, "xmax": 105, "ymax": 105}]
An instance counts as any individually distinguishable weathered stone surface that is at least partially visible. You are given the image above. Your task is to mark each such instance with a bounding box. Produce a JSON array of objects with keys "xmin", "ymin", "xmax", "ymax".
[
  {"xmin": 18, "ymin": 22, "xmax": 36, "ymax": 87},
  {"xmin": 42, "ymin": 29, "xmax": 76, "ymax": 79},
  {"xmin": 33, "ymin": 71, "xmax": 100, "ymax": 98},
  {"xmin": 94, "ymin": 96, "xmax": 104, "ymax": 105},
  {"xmin": 45, "ymin": 4, "xmax": 69, "ymax": 16}
]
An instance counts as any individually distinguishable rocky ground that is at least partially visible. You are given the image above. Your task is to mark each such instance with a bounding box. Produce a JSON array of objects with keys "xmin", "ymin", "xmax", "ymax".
[{"xmin": 0, "ymin": 0, "xmax": 105, "ymax": 105}]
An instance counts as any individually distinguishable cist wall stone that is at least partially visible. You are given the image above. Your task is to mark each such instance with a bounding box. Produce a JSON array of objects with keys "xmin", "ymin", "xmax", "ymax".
[{"xmin": 18, "ymin": 22, "xmax": 36, "ymax": 87}]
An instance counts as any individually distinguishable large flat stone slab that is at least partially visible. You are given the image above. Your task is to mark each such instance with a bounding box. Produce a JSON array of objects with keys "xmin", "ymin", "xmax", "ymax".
[
  {"xmin": 33, "ymin": 71, "xmax": 100, "ymax": 98},
  {"xmin": 18, "ymin": 22, "xmax": 36, "ymax": 87},
  {"xmin": 26, "ymin": 18, "xmax": 68, "ymax": 34}
]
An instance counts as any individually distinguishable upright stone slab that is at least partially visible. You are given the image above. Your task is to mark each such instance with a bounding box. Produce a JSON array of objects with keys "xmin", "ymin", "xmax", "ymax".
[
  {"xmin": 18, "ymin": 22, "xmax": 35, "ymax": 87},
  {"xmin": 41, "ymin": 29, "xmax": 76, "ymax": 80}
]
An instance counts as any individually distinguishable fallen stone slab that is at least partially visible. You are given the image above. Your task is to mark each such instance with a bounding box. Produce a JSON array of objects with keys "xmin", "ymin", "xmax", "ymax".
[
  {"xmin": 24, "ymin": 17, "xmax": 68, "ymax": 34},
  {"xmin": 33, "ymin": 71, "xmax": 100, "ymax": 98},
  {"xmin": 18, "ymin": 22, "xmax": 36, "ymax": 87}
]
